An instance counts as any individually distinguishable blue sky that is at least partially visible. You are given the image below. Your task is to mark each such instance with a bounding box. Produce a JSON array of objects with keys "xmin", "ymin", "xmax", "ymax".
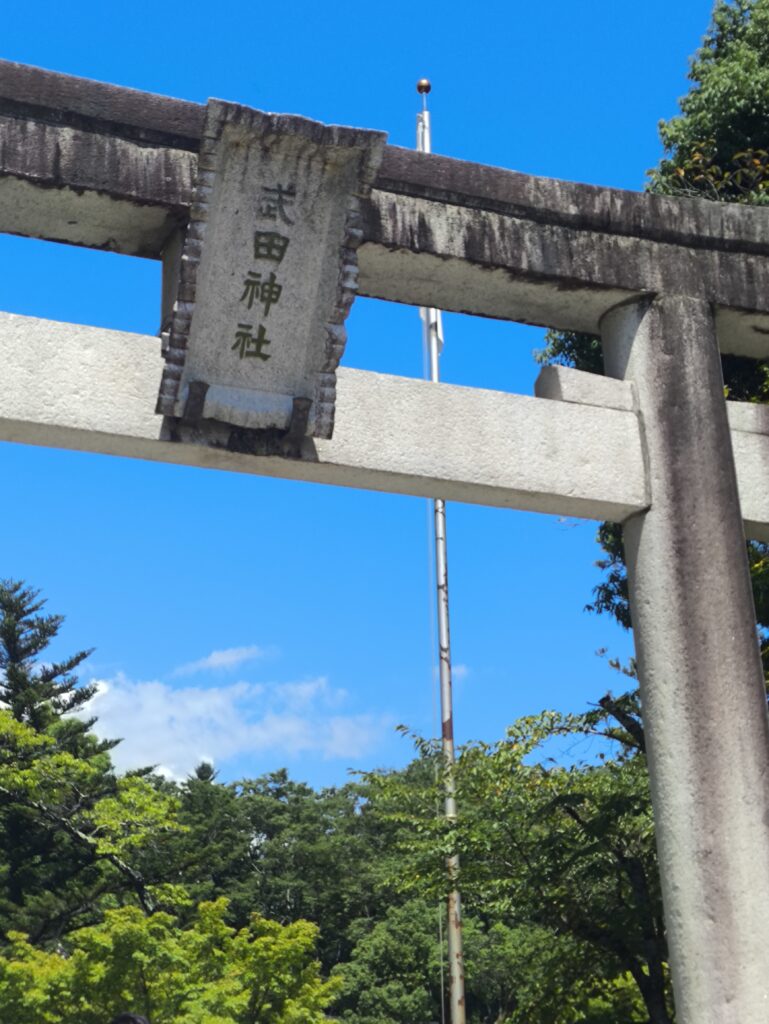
[{"xmin": 0, "ymin": 0, "xmax": 714, "ymax": 784}]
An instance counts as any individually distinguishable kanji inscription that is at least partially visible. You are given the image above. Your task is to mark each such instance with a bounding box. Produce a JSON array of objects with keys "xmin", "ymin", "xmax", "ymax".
[
  {"xmin": 253, "ymin": 231, "xmax": 290, "ymax": 263},
  {"xmin": 257, "ymin": 183, "xmax": 296, "ymax": 225},
  {"xmin": 232, "ymin": 323, "xmax": 271, "ymax": 361},
  {"xmin": 156, "ymin": 100, "xmax": 386, "ymax": 440},
  {"xmin": 240, "ymin": 269, "xmax": 283, "ymax": 317}
]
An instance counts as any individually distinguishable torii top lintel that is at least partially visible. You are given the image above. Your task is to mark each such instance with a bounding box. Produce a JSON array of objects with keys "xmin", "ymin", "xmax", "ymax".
[{"xmin": 1, "ymin": 59, "xmax": 769, "ymax": 361}]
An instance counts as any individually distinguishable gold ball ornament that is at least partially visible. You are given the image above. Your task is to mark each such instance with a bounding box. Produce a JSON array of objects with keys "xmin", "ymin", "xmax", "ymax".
[{"xmin": 416, "ymin": 79, "xmax": 432, "ymax": 95}]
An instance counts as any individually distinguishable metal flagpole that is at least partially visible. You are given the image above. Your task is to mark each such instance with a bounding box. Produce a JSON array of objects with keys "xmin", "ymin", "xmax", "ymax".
[{"xmin": 416, "ymin": 77, "xmax": 466, "ymax": 1024}]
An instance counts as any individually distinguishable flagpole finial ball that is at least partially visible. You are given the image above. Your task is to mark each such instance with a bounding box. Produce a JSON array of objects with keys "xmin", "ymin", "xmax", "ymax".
[{"xmin": 416, "ymin": 79, "xmax": 432, "ymax": 95}]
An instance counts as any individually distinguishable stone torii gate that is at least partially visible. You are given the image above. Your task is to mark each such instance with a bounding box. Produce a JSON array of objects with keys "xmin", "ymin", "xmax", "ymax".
[{"xmin": 2, "ymin": 60, "xmax": 769, "ymax": 1023}]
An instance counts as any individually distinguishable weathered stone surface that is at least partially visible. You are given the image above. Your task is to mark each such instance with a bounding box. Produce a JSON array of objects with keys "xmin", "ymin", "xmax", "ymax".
[
  {"xmin": 602, "ymin": 296, "xmax": 769, "ymax": 1024},
  {"xmin": 5, "ymin": 310, "xmax": 769, "ymax": 544},
  {"xmin": 0, "ymin": 114, "xmax": 195, "ymax": 204},
  {"xmin": 0, "ymin": 114, "xmax": 194, "ymax": 255},
  {"xmin": 534, "ymin": 364, "xmax": 636, "ymax": 411},
  {"xmin": 0, "ymin": 174, "xmax": 177, "ymax": 256},
  {"xmin": 2, "ymin": 59, "xmax": 767, "ymax": 254},
  {"xmin": 3, "ymin": 62, "xmax": 769, "ymax": 353},
  {"xmin": 358, "ymin": 191, "xmax": 769, "ymax": 347},
  {"xmin": 0, "ymin": 311, "xmax": 648, "ymax": 521},
  {"xmin": 157, "ymin": 101, "xmax": 385, "ymax": 439},
  {"xmin": 375, "ymin": 146, "xmax": 769, "ymax": 255},
  {"xmin": 0, "ymin": 62, "xmax": 198, "ymax": 253},
  {"xmin": 0, "ymin": 59, "xmax": 204, "ymax": 148}
]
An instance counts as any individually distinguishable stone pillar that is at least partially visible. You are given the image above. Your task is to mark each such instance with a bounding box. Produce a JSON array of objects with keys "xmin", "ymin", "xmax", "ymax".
[{"xmin": 601, "ymin": 295, "xmax": 769, "ymax": 1024}]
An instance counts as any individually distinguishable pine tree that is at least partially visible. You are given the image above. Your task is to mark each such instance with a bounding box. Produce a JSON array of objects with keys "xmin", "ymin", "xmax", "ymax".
[
  {"xmin": 0, "ymin": 581, "xmax": 118, "ymax": 943},
  {"xmin": 0, "ymin": 579, "xmax": 114, "ymax": 758}
]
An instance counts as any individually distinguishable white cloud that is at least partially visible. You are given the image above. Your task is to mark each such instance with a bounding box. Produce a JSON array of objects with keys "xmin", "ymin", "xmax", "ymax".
[
  {"xmin": 273, "ymin": 678, "xmax": 348, "ymax": 712},
  {"xmin": 81, "ymin": 672, "xmax": 391, "ymax": 779},
  {"xmin": 171, "ymin": 645, "xmax": 267, "ymax": 677}
]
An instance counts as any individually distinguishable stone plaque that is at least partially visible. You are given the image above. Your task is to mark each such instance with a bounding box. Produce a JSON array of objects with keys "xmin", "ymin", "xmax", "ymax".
[{"xmin": 157, "ymin": 100, "xmax": 386, "ymax": 443}]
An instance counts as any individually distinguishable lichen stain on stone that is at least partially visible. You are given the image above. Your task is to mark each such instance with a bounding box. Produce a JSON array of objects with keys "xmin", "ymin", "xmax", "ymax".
[
  {"xmin": 461, "ymin": 218, "xmax": 494, "ymax": 266},
  {"xmin": 50, "ymin": 137, "xmax": 62, "ymax": 185},
  {"xmin": 413, "ymin": 211, "xmax": 435, "ymax": 254}
]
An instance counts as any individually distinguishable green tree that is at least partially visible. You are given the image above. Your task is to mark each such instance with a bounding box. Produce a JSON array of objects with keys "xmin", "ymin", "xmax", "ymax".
[
  {"xmin": 463, "ymin": 920, "xmax": 647, "ymax": 1024},
  {"xmin": 0, "ymin": 710, "xmax": 181, "ymax": 940},
  {"xmin": 333, "ymin": 897, "xmax": 643, "ymax": 1024},
  {"xmin": 137, "ymin": 762, "xmax": 256, "ymax": 920},
  {"xmin": 0, "ymin": 898, "xmax": 338, "ymax": 1024},
  {"xmin": 157, "ymin": 767, "xmax": 394, "ymax": 972},
  {"xmin": 332, "ymin": 900, "xmax": 442, "ymax": 1024},
  {"xmin": 365, "ymin": 705, "xmax": 670, "ymax": 1024},
  {"xmin": 237, "ymin": 772, "xmax": 392, "ymax": 968},
  {"xmin": 650, "ymin": 0, "xmax": 769, "ymax": 205},
  {"xmin": 0, "ymin": 579, "xmax": 112, "ymax": 756}
]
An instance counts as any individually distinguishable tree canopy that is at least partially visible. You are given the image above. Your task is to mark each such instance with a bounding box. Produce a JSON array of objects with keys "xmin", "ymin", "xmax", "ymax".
[
  {"xmin": 1, "ymin": 900, "xmax": 337, "ymax": 1024},
  {"xmin": 651, "ymin": 0, "xmax": 769, "ymax": 203}
]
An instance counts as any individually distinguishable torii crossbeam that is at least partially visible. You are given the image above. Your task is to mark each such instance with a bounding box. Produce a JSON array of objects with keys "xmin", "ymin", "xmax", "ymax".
[{"xmin": 2, "ymin": 60, "xmax": 769, "ymax": 1024}]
